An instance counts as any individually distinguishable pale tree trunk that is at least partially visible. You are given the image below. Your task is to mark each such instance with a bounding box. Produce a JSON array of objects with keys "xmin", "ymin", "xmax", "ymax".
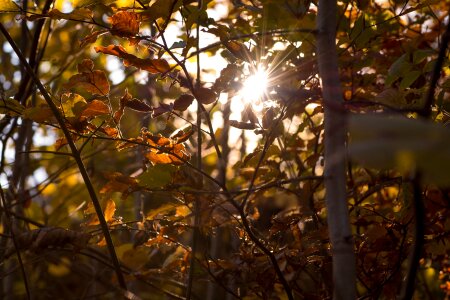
[{"xmin": 316, "ymin": 1, "xmax": 356, "ymax": 299}]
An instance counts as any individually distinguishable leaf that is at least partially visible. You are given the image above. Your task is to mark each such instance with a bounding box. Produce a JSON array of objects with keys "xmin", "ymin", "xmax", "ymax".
[
  {"xmin": 64, "ymin": 64, "xmax": 110, "ymax": 96},
  {"xmin": 194, "ymin": 87, "xmax": 217, "ymax": 104},
  {"xmin": 142, "ymin": 132, "xmax": 190, "ymax": 165},
  {"xmin": 399, "ymin": 70, "xmax": 421, "ymax": 89},
  {"xmin": 109, "ymin": 11, "xmax": 140, "ymax": 37},
  {"xmin": 77, "ymin": 59, "xmax": 94, "ymax": 73},
  {"xmin": 80, "ymin": 100, "xmax": 110, "ymax": 118},
  {"xmin": 213, "ymin": 64, "xmax": 238, "ymax": 91},
  {"xmin": 173, "ymin": 94, "xmax": 194, "ymax": 111},
  {"xmin": 349, "ymin": 114, "xmax": 450, "ymax": 186},
  {"xmin": 137, "ymin": 164, "xmax": 176, "ymax": 189},
  {"xmin": 152, "ymin": 102, "xmax": 173, "ymax": 118},
  {"xmin": 0, "ymin": 0, "xmax": 19, "ymax": 11},
  {"xmin": 262, "ymin": 107, "xmax": 275, "ymax": 129},
  {"xmin": 229, "ymin": 120, "xmax": 257, "ymax": 130},
  {"xmin": 125, "ymin": 98, "xmax": 152, "ymax": 112},
  {"xmin": 139, "ymin": 0, "xmax": 182, "ymax": 22},
  {"xmin": 223, "ymin": 40, "xmax": 253, "ymax": 62},
  {"xmin": 23, "ymin": 106, "xmax": 54, "ymax": 123},
  {"xmin": 170, "ymin": 125, "xmax": 193, "ymax": 143},
  {"xmin": 95, "ymin": 45, "xmax": 170, "ymax": 74},
  {"xmin": 86, "ymin": 199, "xmax": 116, "ymax": 225},
  {"xmin": 80, "ymin": 30, "xmax": 108, "ymax": 47},
  {"xmin": 0, "ymin": 98, "xmax": 25, "ymax": 115}
]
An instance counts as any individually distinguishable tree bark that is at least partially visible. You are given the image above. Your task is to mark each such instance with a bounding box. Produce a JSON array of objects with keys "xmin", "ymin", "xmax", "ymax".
[{"xmin": 316, "ymin": 1, "xmax": 356, "ymax": 299}]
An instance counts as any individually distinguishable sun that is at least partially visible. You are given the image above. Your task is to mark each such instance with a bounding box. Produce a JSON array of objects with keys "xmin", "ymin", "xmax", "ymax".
[{"xmin": 239, "ymin": 66, "xmax": 269, "ymax": 103}]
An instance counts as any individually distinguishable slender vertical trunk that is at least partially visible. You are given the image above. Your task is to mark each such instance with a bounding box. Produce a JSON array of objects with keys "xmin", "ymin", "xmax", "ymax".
[{"xmin": 316, "ymin": 1, "xmax": 356, "ymax": 299}]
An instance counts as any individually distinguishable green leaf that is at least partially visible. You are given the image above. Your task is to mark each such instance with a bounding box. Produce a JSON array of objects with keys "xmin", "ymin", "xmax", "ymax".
[
  {"xmin": 137, "ymin": 164, "xmax": 176, "ymax": 189},
  {"xmin": 399, "ymin": 70, "xmax": 421, "ymax": 89}
]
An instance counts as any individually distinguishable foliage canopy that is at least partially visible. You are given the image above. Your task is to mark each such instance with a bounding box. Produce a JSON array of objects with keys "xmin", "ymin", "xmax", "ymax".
[{"xmin": 0, "ymin": 0, "xmax": 450, "ymax": 299}]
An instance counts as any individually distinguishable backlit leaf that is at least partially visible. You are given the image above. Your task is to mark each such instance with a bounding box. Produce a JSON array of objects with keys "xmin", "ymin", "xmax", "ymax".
[
  {"xmin": 194, "ymin": 87, "xmax": 217, "ymax": 105},
  {"xmin": 95, "ymin": 45, "xmax": 170, "ymax": 74},
  {"xmin": 64, "ymin": 68, "xmax": 110, "ymax": 96},
  {"xmin": 110, "ymin": 11, "xmax": 140, "ymax": 37},
  {"xmin": 23, "ymin": 106, "xmax": 54, "ymax": 123},
  {"xmin": 125, "ymin": 98, "xmax": 152, "ymax": 112},
  {"xmin": 229, "ymin": 120, "xmax": 257, "ymax": 130},
  {"xmin": 80, "ymin": 100, "xmax": 110, "ymax": 118},
  {"xmin": 0, "ymin": 0, "xmax": 19, "ymax": 11}
]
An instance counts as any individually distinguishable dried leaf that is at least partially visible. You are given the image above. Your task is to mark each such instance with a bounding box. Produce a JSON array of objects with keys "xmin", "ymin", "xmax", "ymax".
[
  {"xmin": 152, "ymin": 102, "xmax": 173, "ymax": 118},
  {"xmin": 102, "ymin": 126, "xmax": 119, "ymax": 137},
  {"xmin": 109, "ymin": 11, "xmax": 140, "ymax": 37},
  {"xmin": 0, "ymin": 0, "xmax": 19, "ymax": 11},
  {"xmin": 125, "ymin": 98, "xmax": 152, "ymax": 112},
  {"xmin": 173, "ymin": 94, "xmax": 194, "ymax": 111},
  {"xmin": 170, "ymin": 125, "xmax": 194, "ymax": 143},
  {"xmin": 77, "ymin": 59, "xmax": 94, "ymax": 73},
  {"xmin": 143, "ymin": 132, "xmax": 190, "ymax": 165},
  {"xmin": 95, "ymin": 45, "xmax": 170, "ymax": 74},
  {"xmin": 80, "ymin": 100, "xmax": 109, "ymax": 118},
  {"xmin": 194, "ymin": 87, "xmax": 217, "ymax": 105},
  {"xmin": 64, "ymin": 70, "xmax": 110, "ymax": 96}
]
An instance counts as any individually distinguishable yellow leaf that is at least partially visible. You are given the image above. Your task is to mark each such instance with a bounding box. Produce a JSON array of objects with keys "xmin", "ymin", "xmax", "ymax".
[{"xmin": 0, "ymin": 0, "xmax": 19, "ymax": 11}]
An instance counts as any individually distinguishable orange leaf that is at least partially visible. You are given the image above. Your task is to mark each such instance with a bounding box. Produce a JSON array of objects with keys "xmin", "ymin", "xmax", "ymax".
[
  {"xmin": 110, "ymin": 11, "xmax": 140, "ymax": 37},
  {"xmin": 64, "ymin": 70, "xmax": 110, "ymax": 96},
  {"xmin": 173, "ymin": 94, "xmax": 194, "ymax": 111},
  {"xmin": 95, "ymin": 45, "xmax": 170, "ymax": 74},
  {"xmin": 80, "ymin": 30, "xmax": 108, "ymax": 48},
  {"xmin": 102, "ymin": 126, "xmax": 119, "ymax": 138},
  {"xmin": 86, "ymin": 199, "xmax": 116, "ymax": 225},
  {"xmin": 80, "ymin": 100, "xmax": 110, "ymax": 118},
  {"xmin": 143, "ymin": 132, "xmax": 190, "ymax": 165}
]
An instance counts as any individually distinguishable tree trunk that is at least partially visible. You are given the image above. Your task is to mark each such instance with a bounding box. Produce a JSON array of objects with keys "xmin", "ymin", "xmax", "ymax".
[{"xmin": 316, "ymin": 1, "xmax": 356, "ymax": 299}]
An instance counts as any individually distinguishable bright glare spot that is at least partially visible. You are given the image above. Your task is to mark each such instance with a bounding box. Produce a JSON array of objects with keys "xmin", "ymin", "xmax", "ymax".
[{"xmin": 240, "ymin": 67, "xmax": 268, "ymax": 103}]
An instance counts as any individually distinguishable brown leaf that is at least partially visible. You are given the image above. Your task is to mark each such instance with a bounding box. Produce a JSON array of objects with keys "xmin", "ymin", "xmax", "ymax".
[
  {"xmin": 109, "ymin": 11, "xmax": 140, "ymax": 37},
  {"xmin": 213, "ymin": 64, "xmax": 238, "ymax": 91},
  {"xmin": 80, "ymin": 30, "xmax": 108, "ymax": 48},
  {"xmin": 194, "ymin": 87, "xmax": 217, "ymax": 105},
  {"xmin": 170, "ymin": 125, "xmax": 194, "ymax": 143},
  {"xmin": 224, "ymin": 40, "xmax": 253, "ymax": 62},
  {"xmin": 95, "ymin": 45, "xmax": 170, "ymax": 74},
  {"xmin": 125, "ymin": 98, "xmax": 152, "ymax": 112},
  {"xmin": 229, "ymin": 120, "xmax": 257, "ymax": 130},
  {"xmin": 64, "ymin": 70, "xmax": 110, "ymax": 96},
  {"xmin": 77, "ymin": 59, "xmax": 94, "ymax": 73},
  {"xmin": 152, "ymin": 102, "xmax": 173, "ymax": 118},
  {"xmin": 80, "ymin": 100, "xmax": 110, "ymax": 118},
  {"xmin": 262, "ymin": 108, "xmax": 275, "ymax": 129},
  {"xmin": 173, "ymin": 94, "xmax": 194, "ymax": 111},
  {"xmin": 143, "ymin": 132, "xmax": 190, "ymax": 165}
]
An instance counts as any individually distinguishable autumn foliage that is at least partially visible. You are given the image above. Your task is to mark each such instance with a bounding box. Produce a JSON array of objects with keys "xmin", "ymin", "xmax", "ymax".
[{"xmin": 0, "ymin": 0, "xmax": 450, "ymax": 299}]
